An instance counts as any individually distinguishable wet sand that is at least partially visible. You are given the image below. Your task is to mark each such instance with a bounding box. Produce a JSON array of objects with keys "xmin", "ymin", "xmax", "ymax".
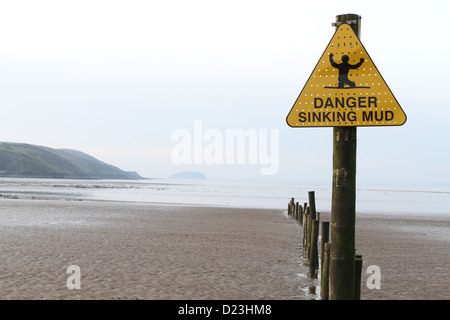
[
  {"xmin": 0, "ymin": 199, "xmax": 310, "ymax": 300},
  {"xmin": 355, "ymin": 212, "xmax": 449, "ymax": 300},
  {"xmin": 317, "ymin": 211, "xmax": 450, "ymax": 300},
  {"xmin": 0, "ymin": 198, "xmax": 448, "ymax": 300}
]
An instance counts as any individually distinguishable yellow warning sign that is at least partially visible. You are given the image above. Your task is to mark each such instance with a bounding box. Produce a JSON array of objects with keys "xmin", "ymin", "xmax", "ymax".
[{"xmin": 286, "ymin": 24, "xmax": 406, "ymax": 127}]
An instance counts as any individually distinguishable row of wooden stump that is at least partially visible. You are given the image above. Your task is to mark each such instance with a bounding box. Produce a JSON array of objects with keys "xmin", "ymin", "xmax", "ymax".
[{"xmin": 287, "ymin": 192, "xmax": 363, "ymax": 300}]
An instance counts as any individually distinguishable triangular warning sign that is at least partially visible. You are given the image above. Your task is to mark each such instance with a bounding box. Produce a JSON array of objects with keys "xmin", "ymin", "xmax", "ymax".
[{"xmin": 286, "ymin": 24, "xmax": 406, "ymax": 127}]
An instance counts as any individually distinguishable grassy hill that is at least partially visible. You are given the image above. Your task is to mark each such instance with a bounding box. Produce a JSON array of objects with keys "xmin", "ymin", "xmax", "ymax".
[{"xmin": 0, "ymin": 142, "xmax": 142, "ymax": 180}]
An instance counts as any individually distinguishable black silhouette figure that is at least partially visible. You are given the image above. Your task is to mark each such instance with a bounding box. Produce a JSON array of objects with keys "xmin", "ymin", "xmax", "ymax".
[{"xmin": 329, "ymin": 53, "xmax": 364, "ymax": 88}]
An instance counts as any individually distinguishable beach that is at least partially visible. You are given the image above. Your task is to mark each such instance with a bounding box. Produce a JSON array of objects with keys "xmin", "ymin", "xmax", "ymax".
[
  {"xmin": 0, "ymin": 198, "xmax": 448, "ymax": 300},
  {"xmin": 0, "ymin": 199, "xmax": 309, "ymax": 300},
  {"xmin": 318, "ymin": 211, "xmax": 450, "ymax": 300},
  {"xmin": 354, "ymin": 212, "xmax": 449, "ymax": 300}
]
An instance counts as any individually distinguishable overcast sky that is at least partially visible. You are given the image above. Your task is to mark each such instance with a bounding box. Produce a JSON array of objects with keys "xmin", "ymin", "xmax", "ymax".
[{"xmin": 0, "ymin": 0, "xmax": 449, "ymax": 185}]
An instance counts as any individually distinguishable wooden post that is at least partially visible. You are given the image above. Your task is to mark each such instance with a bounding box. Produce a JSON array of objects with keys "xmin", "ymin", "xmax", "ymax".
[
  {"xmin": 329, "ymin": 13, "xmax": 360, "ymax": 300},
  {"xmin": 298, "ymin": 205, "xmax": 303, "ymax": 225},
  {"xmin": 309, "ymin": 219, "xmax": 319, "ymax": 278},
  {"xmin": 313, "ymin": 219, "xmax": 319, "ymax": 268},
  {"xmin": 295, "ymin": 202, "xmax": 299, "ymax": 220},
  {"xmin": 302, "ymin": 209, "xmax": 308, "ymax": 249},
  {"xmin": 292, "ymin": 198, "xmax": 295, "ymax": 216},
  {"xmin": 321, "ymin": 243, "xmax": 331, "ymax": 300},
  {"xmin": 306, "ymin": 209, "xmax": 312, "ymax": 257},
  {"xmin": 354, "ymin": 255, "xmax": 363, "ymax": 300},
  {"xmin": 292, "ymin": 202, "xmax": 295, "ymax": 218},
  {"xmin": 308, "ymin": 191, "xmax": 317, "ymax": 220},
  {"xmin": 321, "ymin": 221, "xmax": 330, "ymax": 276},
  {"xmin": 303, "ymin": 207, "xmax": 309, "ymax": 251}
]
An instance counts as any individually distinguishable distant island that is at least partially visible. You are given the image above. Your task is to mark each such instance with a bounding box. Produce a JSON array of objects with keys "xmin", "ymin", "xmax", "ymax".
[
  {"xmin": 169, "ymin": 171, "xmax": 207, "ymax": 179},
  {"xmin": 0, "ymin": 142, "xmax": 142, "ymax": 180}
]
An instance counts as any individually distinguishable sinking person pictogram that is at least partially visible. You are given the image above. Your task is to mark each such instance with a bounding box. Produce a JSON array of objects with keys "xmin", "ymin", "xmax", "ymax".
[{"xmin": 326, "ymin": 53, "xmax": 369, "ymax": 89}]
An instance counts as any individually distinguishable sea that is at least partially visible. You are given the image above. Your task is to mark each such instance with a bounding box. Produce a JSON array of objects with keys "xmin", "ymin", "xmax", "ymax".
[{"xmin": 0, "ymin": 177, "xmax": 449, "ymax": 216}]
